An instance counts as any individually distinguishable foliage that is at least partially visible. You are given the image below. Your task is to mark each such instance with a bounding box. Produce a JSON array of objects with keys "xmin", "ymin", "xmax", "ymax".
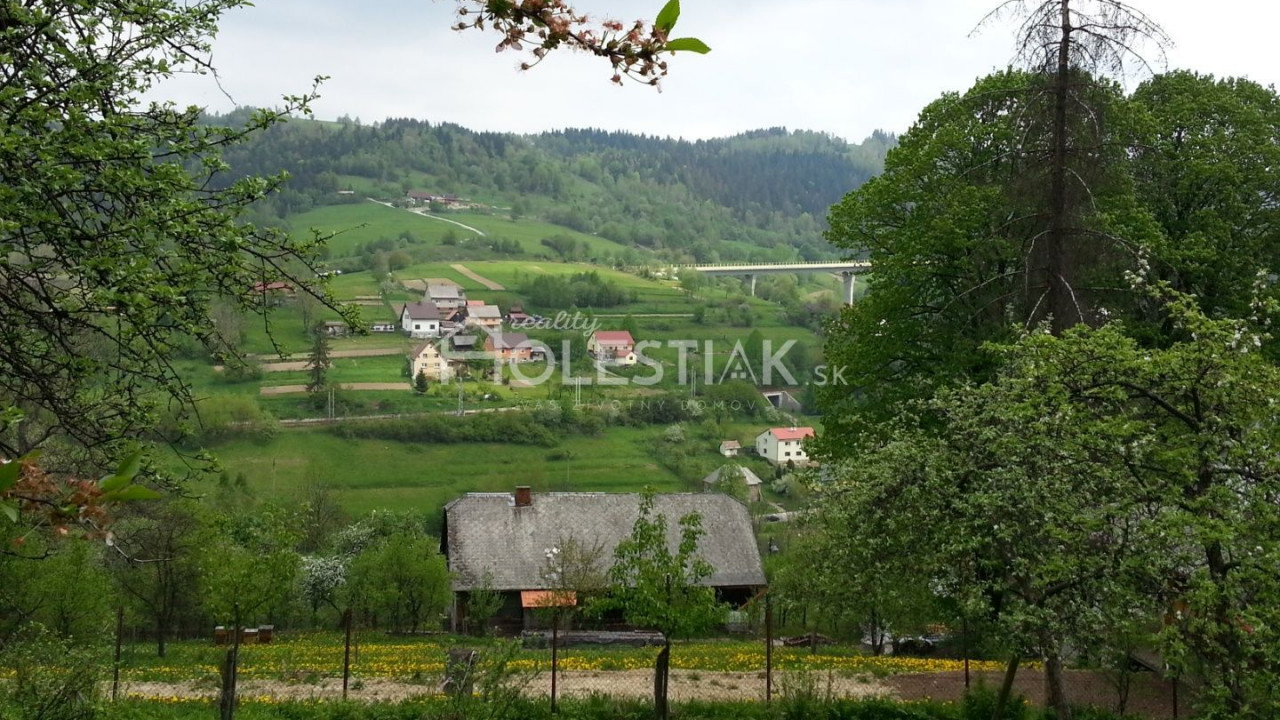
[
  {"xmin": 465, "ymin": 571, "xmax": 504, "ymax": 636},
  {"xmin": 0, "ymin": 0, "xmax": 347, "ymax": 465},
  {"xmin": 298, "ymin": 555, "xmax": 348, "ymax": 616},
  {"xmin": 107, "ymin": 500, "xmax": 209, "ymax": 657},
  {"xmin": 818, "ymin": 288, "xmax": 1280, "ymax": 717},
  {"xmin": 593, "ymin": 491, "xmax": 726, "ymax": 638},
  {"xmin": 519, "ymin": 271, "xmax": 630, "ymax": 309},
  {"xmin": 0, "ymin": 624, "xmax": 101, "ymax": 720},
  {"xmin": 346, "ymin": 534, "xmax": 451, "ymax": 633}
]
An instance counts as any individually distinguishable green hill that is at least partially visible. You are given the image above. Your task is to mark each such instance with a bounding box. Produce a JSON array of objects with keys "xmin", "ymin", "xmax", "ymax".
[{"xmin": 208, "ymin": 112, "xmax": 894, "ymax": 265}]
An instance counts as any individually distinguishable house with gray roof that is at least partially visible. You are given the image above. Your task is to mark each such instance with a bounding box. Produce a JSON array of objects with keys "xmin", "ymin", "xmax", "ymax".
[
  {"xmin": 702, "ymin": 465, "xmax": 764, "ymax": 503},
  {"xmin": 427, "ymin": 283, "xmax": 466, "ymax": 310},
  {"xmin": 399, "ymin": 300, "xmax": 441, "ymax": 338},
  {"xmin": 442, "ymin": 488, "xmax": 766, "ymax": 633}
]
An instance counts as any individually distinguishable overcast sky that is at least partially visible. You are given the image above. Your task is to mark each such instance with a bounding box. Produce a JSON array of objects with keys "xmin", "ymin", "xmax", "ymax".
[{"xmin": 151, "ymin": 0, "xmax": 1280, "ymax": 143}]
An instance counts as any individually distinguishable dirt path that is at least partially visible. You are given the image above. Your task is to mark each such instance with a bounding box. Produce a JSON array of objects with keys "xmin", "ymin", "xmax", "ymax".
[
  {"xmin": 887, "ymin": 669, "xmax": 1183, "ymax": 719},
  {"xmin": 248, "ymin": 348, "xmax": 403, "ymax": 361},
  {"xmin": 451, "ymin": 263, "xmax": 504, "ymax": 290},
  {"xmin": 368, "ymin": 199, "xmax": 486, "ymax": 236},
  {"xmin": 116, "ymin": 670, "xmax": 890, "ymax": 704},
  {"xmin": 260, "ymin": 382, "xmax": 409, "ymax": 396}
]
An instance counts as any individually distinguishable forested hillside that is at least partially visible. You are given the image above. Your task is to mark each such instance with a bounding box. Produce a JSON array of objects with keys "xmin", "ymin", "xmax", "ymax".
[{"xmin": 210, "ymin": 110, "xmax": 893, "ymax": 263}]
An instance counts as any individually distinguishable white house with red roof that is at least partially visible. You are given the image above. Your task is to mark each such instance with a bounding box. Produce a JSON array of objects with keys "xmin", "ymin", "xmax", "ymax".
[
  {"xmin": 755, "ymin": 426, "xmax": 815, "ymax": 466},
  {"xmin": 588, "ymin": 330, "xmax": 637, "ymax": 366}
]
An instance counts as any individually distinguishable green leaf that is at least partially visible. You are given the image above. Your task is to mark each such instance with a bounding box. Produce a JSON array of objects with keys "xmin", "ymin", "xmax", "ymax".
[
  {"xmin": 655, "ymin": 0, "xmax": 680, "ymax": 32},
  {"xmin": 114, "ymin": 449, "xmax": 143, "ymax": 481},
  {"xmin": 0, "ymin": 462, "xmax": 19, "ymax": 493},
  {"xmin": 99, "ymin": 474, "xmax": 130, "ymax": 493},
  {"xmin": 664, "ymin": 37, "xmax": 710, "ymax": 54},
  {"xmin": 0, "ymin": 501, "xmax": 17, "ymax": 523},
  {"xmin": 105, "ymin": 485, "xmax": 162, "ymax": 502}
]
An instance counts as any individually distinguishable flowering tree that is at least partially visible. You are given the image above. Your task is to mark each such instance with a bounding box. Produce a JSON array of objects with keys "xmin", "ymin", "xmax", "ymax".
[{"xmin": 454, "ymin": 0, "xmax": 710, "ymax": 86}]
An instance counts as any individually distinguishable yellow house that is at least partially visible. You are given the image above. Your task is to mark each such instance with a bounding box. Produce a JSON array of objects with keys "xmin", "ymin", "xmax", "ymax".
[{"xmin": 410, "ymin": 341, "xmax": 453, "ymax": 382}]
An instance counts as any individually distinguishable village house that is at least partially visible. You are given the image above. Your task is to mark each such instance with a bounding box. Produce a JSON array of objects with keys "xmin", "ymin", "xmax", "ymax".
[
  {"xmin": 320, "ymin": 321, "xmax": 349, "ymax": 337},
  {"xmin": 442, "ymin": 489, "xmax": 766, "ymax": 634},
  {"xmin": 719, "ymin": 440, "xmax": 741, "ymax": 458},
  {"xmin": 484, "ymin": 331, "xmax": 534, "ymax": 363},
  {"xmin": 702, "ymin": 465, "xmax": 764, "ymax": 503},
  {"xmin": 409, "ymin": 340, "xmax": 453, "ymax": 382},
  {"xmin": 588, "ymin": 330, "xmax": 637, "ymax": 366},
  {"xmin": 427, "ymin": 283, "xmax": 467, "ymax": 311},
  {"xmin": 399, "ymin": 300, "xmax": 441, "ymax": 338},
  {"xmin": 464, "ymin": 304, "xmax": 503, "ymax": 332},
  {"xmin": 755, "ymin": 426, "xmax": 815, "ymax": 466},
  {"xmin": 505, "ymin": 304, "xmax": 532, "ymax": 327},
  {"xmin": 370, "ymin": 321, "xmax": 398, "ymax": 333}
]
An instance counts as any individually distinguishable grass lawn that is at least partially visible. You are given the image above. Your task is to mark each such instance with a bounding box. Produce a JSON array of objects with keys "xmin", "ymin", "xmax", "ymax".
[{"xmin": 197, "ymin": 425, "xmax": 686, "ymax": 517}]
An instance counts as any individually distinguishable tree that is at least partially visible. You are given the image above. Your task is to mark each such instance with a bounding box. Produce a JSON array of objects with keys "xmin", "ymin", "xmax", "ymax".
[
  {"xmin": 820, "ymin": 70, "xmax": 1158, "ymax": 440},
  {"xmin": 592, "ymin": 491, "xmax": 726, "ymax": 719},
  {"xmin": 819, "ymin": 287, "xmax": 1280, "ymax": 718},
  {"xmin": 306, "ymin": 322, "xmax": 333, "ymax": 394},
  {"xmin": 0, "ymin": 0, "xmax": 350, "ymax": 465},
  {"xmin": 979, "ymin": 0, "xmax": 1169, "ymax": 335},
  {"xmin": 414, "ymin": 370, "xmax": 430, "ymax": 395},
  {"xmin": 1128, "ymin": 71, "xmax": 1280, "ymax": 329},
  {"xmin": 108, "ymin": 501, "xmax": 208, "ymax": 657},
  {"xmin": 348, "ymin": 534, "xmax": 451, "ymax": 634}
]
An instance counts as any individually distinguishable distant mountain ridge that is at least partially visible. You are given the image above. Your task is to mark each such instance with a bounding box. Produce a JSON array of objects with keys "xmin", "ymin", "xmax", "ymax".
[{"xmin": 210, "ymin": 110, "xmax": 895, "ymax": 263}]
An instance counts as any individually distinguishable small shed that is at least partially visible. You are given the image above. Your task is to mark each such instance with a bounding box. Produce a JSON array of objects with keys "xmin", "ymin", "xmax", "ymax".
[{"xmin": 719, "ymin": 440, "xmax": 741, "ymax": 457}]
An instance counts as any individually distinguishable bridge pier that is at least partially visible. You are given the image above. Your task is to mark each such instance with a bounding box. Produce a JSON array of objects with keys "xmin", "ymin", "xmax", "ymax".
[
  {"xmin": 747, "ymin": 274, "xmax": 756, "ymax": 297},
  {"xmin": 841, "ymin": 272, "xmax": 856, "ymax": 305}
]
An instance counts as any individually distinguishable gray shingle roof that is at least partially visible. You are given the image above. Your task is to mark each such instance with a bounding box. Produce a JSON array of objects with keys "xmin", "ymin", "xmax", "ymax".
[
  {"xmin": 428, "ymin": 283, "xmax": 463, "ymax": 300},
  {"xmin": 444, "ymin": 492, "xmax": 766, "ymax": 591},
  {"xmin": 702, "ymin": 465, "xmax": 763, "ymax": 487},
  {"xmin": 402, "ymin": 301, "xmax": 441, "ymax": 320}
]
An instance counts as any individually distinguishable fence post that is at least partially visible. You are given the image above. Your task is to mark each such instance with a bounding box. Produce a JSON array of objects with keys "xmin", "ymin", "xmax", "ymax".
[
  {"xmin": 765, "ymin": 592, "xmax": 773, "ymax": 705},
  {"xmin": 219, "ymin": 603, "xmax": 241, "ymax": 720},
  {"xmin": 551, "ymin": 611, "xmax": 559, "ymax": 714},
  {"xmin": 343, "ymin": 609, "xmax": 353, "ymax": 701},
  {"xmin": 112, "ymin": 607, "xmax": 124, "ymax": 702},
  {"xmin": 962, "ymin": 615, "xmax": 970, "ymax": 691}
]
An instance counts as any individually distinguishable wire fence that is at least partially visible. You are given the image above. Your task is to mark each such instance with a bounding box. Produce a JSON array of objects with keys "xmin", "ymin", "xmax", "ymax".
[{"xmin": 101, "ymin": 600, "xmax": 1191, "ymax": 719}]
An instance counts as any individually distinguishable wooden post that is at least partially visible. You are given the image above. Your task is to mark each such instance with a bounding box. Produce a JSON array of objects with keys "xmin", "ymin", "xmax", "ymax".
[
  {"xmin": 342, "ymin": 609, "xmax": 353, "ymax": 701},
  {"xmin": 551, "ymin": 611, "xmax": 559, "ymax": 714},
  {"xmin": 765, "ymin": 593, "xmax": 773, "ymax": 704},
  {"xmin": 112, "ymin": 607, "xmax": 124, "ymax": 702},
  {"xmin": 220, "ymin": 604, "xmax": 241, "ymax": 720},
  {"xmin": 963, "ymin": 615, "xmax": 970, "ymax": 691}
]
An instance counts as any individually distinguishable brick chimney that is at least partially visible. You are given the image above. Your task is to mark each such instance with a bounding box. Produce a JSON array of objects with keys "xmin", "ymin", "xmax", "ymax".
[{"xmin": 514, "ymin": 486, "xmax": 532, "ymax": 508}]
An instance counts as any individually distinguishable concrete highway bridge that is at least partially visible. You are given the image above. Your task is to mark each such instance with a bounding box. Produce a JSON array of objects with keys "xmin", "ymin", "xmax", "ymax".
[{"xmin": 683, "ymin": 261, "xmax": 871, "ymax": 304}]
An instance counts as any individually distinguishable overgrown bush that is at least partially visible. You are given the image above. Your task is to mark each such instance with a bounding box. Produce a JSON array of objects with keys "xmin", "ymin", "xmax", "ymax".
[{"xmin": 0, "ymin": 624, "xmax": 102, "ymax": 720}]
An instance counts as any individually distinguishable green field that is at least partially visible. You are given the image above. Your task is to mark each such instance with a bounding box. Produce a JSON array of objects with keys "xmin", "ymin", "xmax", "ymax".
[
  {"xmin": 199, "ymin": 426, "xmax": 686, "ymax": 516},
  {"xmin": 287, "ymin": 201, "xmax": 631, "ymax": 259}
]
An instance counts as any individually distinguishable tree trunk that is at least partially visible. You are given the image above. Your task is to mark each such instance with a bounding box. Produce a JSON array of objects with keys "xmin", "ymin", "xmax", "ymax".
[
  {"xmin": 993, "ymin": 653, "xmax": 1020, "ymax": 720},
  {"xmin": 1043, "ymin": 641, "xmax": 1072, "ymax": 720},
  {"xmin": 1047, "ymin": 0, "xmax": 1076, "ymax": 334},
  {"xmin": 155, "ymin": 619, "xmax": 166, "ymax": 658}
]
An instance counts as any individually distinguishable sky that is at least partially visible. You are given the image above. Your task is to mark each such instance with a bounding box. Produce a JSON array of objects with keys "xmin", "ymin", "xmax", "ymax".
[{"xmin": 151, "ymin": 0, "xmax": 1280, "ymax": 143}]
